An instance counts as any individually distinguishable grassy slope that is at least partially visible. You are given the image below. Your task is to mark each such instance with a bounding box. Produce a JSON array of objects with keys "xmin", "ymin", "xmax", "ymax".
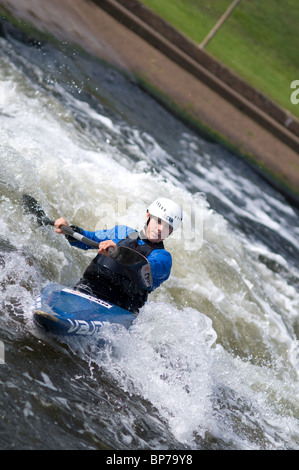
[{"xmin": 141, "ymin": 0, "xmax": 299, "ymax": 118}]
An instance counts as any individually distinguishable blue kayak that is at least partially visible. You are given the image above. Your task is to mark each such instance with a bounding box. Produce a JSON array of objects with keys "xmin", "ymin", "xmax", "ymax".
[{"xmin": 33, "ymin": 283, "xmax": 136, "ymax": 336}]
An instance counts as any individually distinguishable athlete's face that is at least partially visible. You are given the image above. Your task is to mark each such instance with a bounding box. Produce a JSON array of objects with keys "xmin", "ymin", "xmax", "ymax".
[{"xmin": 146, "ymin": 213, "xmax": 172, "ymax": 243}]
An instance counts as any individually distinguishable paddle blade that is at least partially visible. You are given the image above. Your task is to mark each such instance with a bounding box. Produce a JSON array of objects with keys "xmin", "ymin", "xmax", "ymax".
[
  {"xmin": 110, "ymin": 246, "xmax": 153, "ymax": 290},
  {"xmin": 22, "ymin": 194, "xmax": 51, "ymax": 226}
]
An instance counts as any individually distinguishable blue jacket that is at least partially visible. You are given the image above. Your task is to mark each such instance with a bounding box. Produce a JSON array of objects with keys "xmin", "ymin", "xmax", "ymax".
[{"xmin": 69, "ymin": 225, "xmax": 172, "ymax": 291}]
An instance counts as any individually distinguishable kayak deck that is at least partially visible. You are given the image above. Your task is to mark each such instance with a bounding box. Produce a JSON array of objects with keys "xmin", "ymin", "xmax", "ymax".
[{"xmin": 33, "ymin": 283, "xmax": 136, "ymax": 336}]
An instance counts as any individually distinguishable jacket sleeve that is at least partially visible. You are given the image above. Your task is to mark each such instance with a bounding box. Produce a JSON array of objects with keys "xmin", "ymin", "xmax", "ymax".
[{"xmin": 147, "ymin": 249, "xmax": 172, "ymax": 291}]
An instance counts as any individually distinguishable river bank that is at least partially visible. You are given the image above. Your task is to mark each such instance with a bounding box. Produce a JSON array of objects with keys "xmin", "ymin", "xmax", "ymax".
[{"xmin": 1, "ymin": 0, "xmax": 299, "ymax": 203}]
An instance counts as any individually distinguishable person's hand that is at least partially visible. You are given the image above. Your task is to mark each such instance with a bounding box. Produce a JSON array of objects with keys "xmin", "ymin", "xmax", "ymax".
[
  {"xmin": 98, "ymin": 240, "xmax": 117, "ymax": 256},
  {"xmin": 54, "ymin": 217, "xmax": 69, "ymax": 234}
]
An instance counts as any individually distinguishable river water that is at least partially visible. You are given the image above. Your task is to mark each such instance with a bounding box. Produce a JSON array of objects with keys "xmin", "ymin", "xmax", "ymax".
[{"xmin": 0, "ymin": 19, "xmax": 299, "ymax": 450}]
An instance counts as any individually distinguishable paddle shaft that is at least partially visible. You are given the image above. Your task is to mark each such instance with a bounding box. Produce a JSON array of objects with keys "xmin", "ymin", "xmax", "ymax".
[
  {"xmin": 21, "ymin": 195, "xmax": 99, "ymax": 248},
  {"xmin": 41, "ymin": 216, "xmax": 100, "ymax": 248}
]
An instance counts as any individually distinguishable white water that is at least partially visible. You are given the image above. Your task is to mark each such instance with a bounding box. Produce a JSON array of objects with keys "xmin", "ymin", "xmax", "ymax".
[{"xmin": 0, "ymin": 34, "xmax": 299, "ymax": 450}]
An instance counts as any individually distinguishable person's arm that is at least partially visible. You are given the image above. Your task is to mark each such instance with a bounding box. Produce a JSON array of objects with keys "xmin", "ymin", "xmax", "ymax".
[
  {"xmin": 147, "ymin": 249, "xmax": 172, "ymax": 290},
  {"xmin": 78, "ymin": 225, "xmax": 137, "ymax": 251},
  {"xmin": 54, "ymin": 217, "xmax": 113, "ymax": 250}
]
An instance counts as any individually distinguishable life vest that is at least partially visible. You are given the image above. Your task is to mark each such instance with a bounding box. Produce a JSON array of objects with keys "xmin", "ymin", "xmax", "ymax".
[{"xmin": 75, "ymin": 232, "xmax": 164, "ymax": 313}]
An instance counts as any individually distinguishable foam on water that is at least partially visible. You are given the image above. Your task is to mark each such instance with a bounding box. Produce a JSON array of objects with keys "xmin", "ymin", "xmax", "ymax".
[{"xmin": 92, "ymin": 303, "xmax": 217, "ymax": 445}]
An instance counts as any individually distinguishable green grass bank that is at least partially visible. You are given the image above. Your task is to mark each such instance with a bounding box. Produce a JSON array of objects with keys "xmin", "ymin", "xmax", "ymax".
[{"xmin": 141, "ymin": 0, "xmax": 299, "ymax": 118}]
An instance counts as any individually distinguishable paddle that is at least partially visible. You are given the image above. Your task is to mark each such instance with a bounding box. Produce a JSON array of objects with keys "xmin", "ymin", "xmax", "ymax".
[{"xmin": 22, "ymin": 194, "xmax": 100, "ymax": 248}]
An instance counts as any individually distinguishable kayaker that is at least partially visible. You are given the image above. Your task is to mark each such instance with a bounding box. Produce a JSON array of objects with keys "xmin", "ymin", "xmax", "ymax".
[{"xmin": 54, "ymin": 198, "xmax": 182, "ymax": 313}]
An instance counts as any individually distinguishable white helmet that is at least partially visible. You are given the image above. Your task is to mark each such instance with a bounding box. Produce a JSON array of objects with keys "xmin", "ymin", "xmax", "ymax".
[{"xmin": 148, "ymin": 198, "xmax": 182, "ymax": 231}]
